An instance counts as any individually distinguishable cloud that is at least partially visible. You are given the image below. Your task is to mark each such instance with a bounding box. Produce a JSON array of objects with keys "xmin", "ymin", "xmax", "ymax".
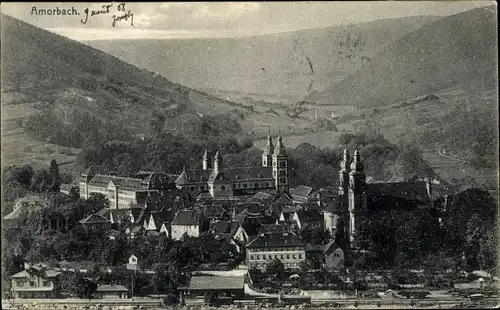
[{"xmin": 1, "ymin": 1, "xmax": 495, "ymax": 40}]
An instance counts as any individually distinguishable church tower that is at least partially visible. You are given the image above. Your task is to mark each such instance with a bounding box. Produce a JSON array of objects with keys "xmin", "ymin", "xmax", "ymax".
[
  {"xmin": 348, "ymin": 149, "xmax": 367, "ymax": 246},
  {"xmin": 262, "ymin": 126, "xmax": 274, "ymax": 167},
  {"xmin": 272, "ymin": 133, "xmax": 289, "ymax": 192},
  {"xmin": 202, "ymin": 150, "xmax": 212, "ymax": 170},
  {"xmin": 213, "ymin": 151, "xmax": 222, "ymax": 174},
  {"xmin": 339, "ymin": 148, "xmax": 351, "ymax": 205}
]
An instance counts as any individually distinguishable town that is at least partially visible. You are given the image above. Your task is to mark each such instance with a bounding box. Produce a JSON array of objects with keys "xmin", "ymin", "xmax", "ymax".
[
  {"xmin": 1, "ymin": 2, "xmax": 499, "ymax": 310},
  {"xmin": 2, "ymin": 132, "xmax": 498, "ymax": 309}
]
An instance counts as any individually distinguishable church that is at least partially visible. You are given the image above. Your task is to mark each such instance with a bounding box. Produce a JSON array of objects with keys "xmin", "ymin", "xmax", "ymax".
[
  {"xmin": 323, "ymin": 148, "xmax": 451, "ymax": 249},
  {"xmin": 174, "ymin": 131, "xmax": 290, "ymax": 199}
]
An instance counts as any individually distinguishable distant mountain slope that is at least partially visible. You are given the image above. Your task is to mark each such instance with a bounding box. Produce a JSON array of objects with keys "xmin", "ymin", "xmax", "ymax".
[
  {"xmin": 311, "ymin": 6, "xmax": 498, "ymax": 106},
  {"xmin": 0, "ymin": 14, "xmax": 255, "ymax": 169},
  {"xmin": 86, "ymin": 16, "xmax": 439, "ymax": 100},
  {"xmin": 0, "ymin": 14, "xmax": 249, "ymax": 133}
]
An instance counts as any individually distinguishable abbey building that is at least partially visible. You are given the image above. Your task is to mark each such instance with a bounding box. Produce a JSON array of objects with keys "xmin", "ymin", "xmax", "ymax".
[{"xmin": 174, "ymin": 132, "xmax": 290, "ymax": 199}]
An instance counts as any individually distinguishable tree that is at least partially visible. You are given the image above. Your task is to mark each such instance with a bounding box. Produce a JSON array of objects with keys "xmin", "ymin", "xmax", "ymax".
[
  {"xmin": 59, "ymin": 271, "xmax": 97, "ymax": 298},
  {"xmin": 266, "ymin": 259, "xmax": 285, "ymax": 281},
  {"xmin": 49, "ymin": 159, "xmax": 62, "ymax": 192}
]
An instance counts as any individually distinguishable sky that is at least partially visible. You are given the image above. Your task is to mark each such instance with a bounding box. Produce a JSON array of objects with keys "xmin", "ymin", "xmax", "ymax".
[{"xmin": 1, "ymin": 1, "xmax": 496, "ymax": 40}]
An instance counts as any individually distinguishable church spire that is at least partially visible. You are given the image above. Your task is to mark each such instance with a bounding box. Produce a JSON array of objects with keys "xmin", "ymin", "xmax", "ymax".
[
  {"xmin": 350, "ymin": 149, "xmax": 364, "ymax": 173},
  {"xmin": 202, "ymin": 150, "xmax": 211, "ymax": 170},
  {"xmin": 214, "ymin": 150, "xmax": 222, "ymax": 173},
  {"xmin": 274, "ymin": 127, "xmax": 287, "ymax": 156},
  {"xmin": 263, "ymin": 125, "xmax": 274, "ymax": 155},
  {"xmin": 340, "ymin": 147, "xmax": 351, "ymax": 172}
]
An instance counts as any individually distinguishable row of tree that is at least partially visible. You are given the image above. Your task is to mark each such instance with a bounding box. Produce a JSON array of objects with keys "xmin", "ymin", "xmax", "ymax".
[{"xmin": 352, "ymin": 187, "xmax": 497, "ymax": 273}]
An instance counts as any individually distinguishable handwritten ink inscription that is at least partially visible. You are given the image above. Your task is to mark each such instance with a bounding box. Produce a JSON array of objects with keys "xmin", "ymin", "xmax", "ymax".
[{"xmin": 81, "ymin": 3, "xmax": 134, "ymax": 27}]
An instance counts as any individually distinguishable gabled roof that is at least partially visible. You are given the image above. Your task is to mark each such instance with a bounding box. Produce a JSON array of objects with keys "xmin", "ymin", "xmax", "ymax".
[
  {"xmin": 11, "ymin": 270, "xmax": 30, "ymax": 279},
  {"xmin": 252, "ymin": 191, "xmax": 274, "ymax": 201},
  {"xmin": 89, "ymin": 174, "xmax": 148, "ymax": 191},
  {"xmin": 150, "ymin": 210, "xmax": 175, "ymax": 229},
  {"xmin": 203, "ymin": 205, "xmax": 230, "ymax": 220},
  {"xmin": 3, "ymin": 207, "xmax": 29, "ymax": 221},
  {"xmin": 289, "ymin": 186, "xmax": 313, "ymax": 199},
  {"xmin": 210, "ymin": 220, "xmax": 231, "ymax": 234},
  {"xmin": 324, "ymin": 240, "xmax": 341, "ymax": 254},
  {"xmin": 79, "ymin": 214, "xmax": 110, "ymax": 224},
  {"xmin": 96, "ymin": 285, "xmax": 128, "ymax": 292},
  {"xmin": 247, "ymin": 232, "xmax": 305, "ymax": 249},
  {"xmin": 259, "ymin": 223, "xmax": 295, "ymax": 235},
  {"xmin": 187, "ymin": 275, "xmax": 244, "ymax": 290},
  {"xmin": 294, "ymin": 209, "xmax": 321, "ymax": 223},
  {"xmin": 208, "ymin": 171, "xmax": 232, "ymax": 184},
  {"xmin": 222, "ymin": 167, "xmax": 274, "ymax": 181},
  {"xmin": 175, "ymin": 169, "xmax": 212, "ymax": 185},
  {"xmin": 230, "ymin": 221, "xmax": 243, "ymax": 236},
  {"xmin": 282, "ymin": 205, "xmax": 301, "ymax": 214},
  {"xmin": 171, "ymin": 210, "xmax": 202, "ymax": 226}
]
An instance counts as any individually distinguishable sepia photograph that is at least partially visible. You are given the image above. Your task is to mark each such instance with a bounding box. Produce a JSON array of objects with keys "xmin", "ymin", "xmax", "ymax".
[{"xmin": 1, "ymin": 1, "xmax": 499, "ymax": 309}]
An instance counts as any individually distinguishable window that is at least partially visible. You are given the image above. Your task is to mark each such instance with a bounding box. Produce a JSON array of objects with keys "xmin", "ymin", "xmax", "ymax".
[
  {"xmin": 29, "ymin": 281, "xmax": 36, "ymax": 287},
  {"xmin": 243, "ymin": 184, "xmax": 248, "ymax": 189},
  {"xmin": 263, "ymin": 255, "xmax": 266, "ymax": 259},
  {"xmin": 257, "ymin": 255, "xmax": 261, "ymax": 260},
  {"xmin": 251, "ymin": 255, "xmax": 255, "ymax": 260},
  {"xmin": 287, "ymin": 254, "xmax": 290, "ymax": 259},
  {"xmin": 281, "ymin": 255, "xmax": 284, "ymax": 259},
  {"xmin": 298, "ymin": 254, "xmax": 303, "ymax": 259},
  {"xmin": 293, "ymin": 254, "xmax": 296, "ymax": 259},
  {"xmin": 254, "ymin": 183, "xmax": 259, "ymax": 188},
  {"xmin": 221, "ymin": 186, "xmax": 225, "ymax": 191},
  {"xmin": 190, "ymin": 187, "xmax": 195, "ymax": 191},
  {"xmin": 16, "ymin": 281, "xmax": 24, "ymax": 287},
  {"xmin": 43, "ymin": 281, "xmax": 50, "ymax": 287}
]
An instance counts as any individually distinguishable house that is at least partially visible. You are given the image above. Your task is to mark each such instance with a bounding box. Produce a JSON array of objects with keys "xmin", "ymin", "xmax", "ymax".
[
  {"xmin": 294, "ymin": 209, "xmax": 323, "ymax": 234},
  {"xmin": 209, "ymin": 220, "xmax": 250, "ymax": 249},
  {"xmin": 179, "ymin": 275, "xmax": 245, "ymax": 305},
  {"xmin": 11, "ymin": 263, "xmax": 61, "ymax": 298},
  {"xmin": 95, "ymin": 285, "xmax": 128, "ymax": 299},
  {"xmin": 323, "ymin": 240, "xmax": 345, "ymax": 271},
  {"xmin": 171, "ymin": 210, "xmax": 205, "ymax": 240},
  {"xmin": 78, "ymin": 167, "xmax": 172, "ymax": 209},
  {"xmin": 279, "ymin": 205, "xmax": 301, "ymax": 223},
  {"xmin": 78, "ymin": 214, "xmax": 111, "ymax": 231},
  {"xmin": 3, "ymin": 196, "xmax": 48, "ymax": 228},
  {"xmin": 60, "ymin": 183, "xmax": 77, "ymax": 195},
  {"xmin": 246, "ymin": 232, "xmax": 306, "ymax": 270},
  {"xmin": 142, "ymin": 209, "xmax": 175, "ymax": 237},
  {"xmin": 125, "ymin": 225, "xmax": 143, "ymax": 240},
  {"xmin": 316, "ymin": 187, "xmax": 337, "ymax": 207},
  {"xmin": 289, "ymin": 186, "xmax": 314, "ymax": 204}
]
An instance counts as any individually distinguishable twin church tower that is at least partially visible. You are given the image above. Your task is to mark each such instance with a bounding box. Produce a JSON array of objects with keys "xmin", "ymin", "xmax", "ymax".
[
  {"xmin": 261, "ymin": 128, "xmax": 290, "ymax": 192},
  {"xmin": 324, "ymin": 148, "xmax": 367, "ymax": 247}
]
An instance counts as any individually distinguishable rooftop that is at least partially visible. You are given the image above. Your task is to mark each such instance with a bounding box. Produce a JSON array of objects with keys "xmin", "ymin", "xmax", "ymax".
[
  {"xmin": 171, "ymin": 209, "xmax": 202, "ymax": 226},
  {"xmin": 247, "ymin": 232, "xmax": 305, "ymax": 249},
  {"xmin": 96, "ymin": 285, "xmax": 128, "ymax": 292},
  {"xmin": 187, "ymin": 275, "xmax": 244, "ymax": 290}
]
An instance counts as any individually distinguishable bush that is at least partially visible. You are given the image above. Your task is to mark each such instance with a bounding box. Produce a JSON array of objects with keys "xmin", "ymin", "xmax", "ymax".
[{"xmin": 163, "ymin": 293, "xmax": 178, "ymax": 305}]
